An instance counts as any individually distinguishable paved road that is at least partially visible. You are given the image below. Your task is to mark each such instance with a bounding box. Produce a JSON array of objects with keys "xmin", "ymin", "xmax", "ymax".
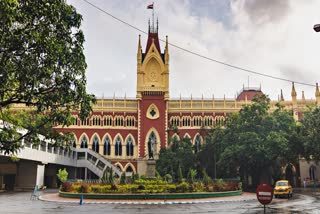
[{"xmin": 0, "ymin": 189, "xmax": 319, "ymax": 213}]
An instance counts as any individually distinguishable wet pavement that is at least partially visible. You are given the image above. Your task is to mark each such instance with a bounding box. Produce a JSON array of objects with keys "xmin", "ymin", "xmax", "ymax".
[{"xmin": 0, "ymin": 188, "xmax": 320, "ymax": 213}]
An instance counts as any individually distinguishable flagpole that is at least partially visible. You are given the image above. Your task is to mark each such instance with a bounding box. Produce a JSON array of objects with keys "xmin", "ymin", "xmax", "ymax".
[{"xmin": 152, "ymin": 2, "xmax": 154, "ymax": 32}]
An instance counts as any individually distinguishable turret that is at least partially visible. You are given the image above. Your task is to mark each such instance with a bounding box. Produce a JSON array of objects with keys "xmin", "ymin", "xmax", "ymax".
[
  {"xmin": 302, "ymin": 91, "xmax": 306, "ymax": 103},
  {"xmin": 137, "ymin": 35, "xmax": 142, "ymax": 65},
  {"xmin": 291, "ymin": 82, "xmax": 297, "ymax": 107},
  {"xmin": 280, "ymin": 89, "xmax": 284, "ymax": 101},
  {"xmin": 316, "ymin": 83, "xmax": 320, "ymax": 106},
  {"xmin": 164, "ymin": 35, "xmax": 169, "ymax": 65}
]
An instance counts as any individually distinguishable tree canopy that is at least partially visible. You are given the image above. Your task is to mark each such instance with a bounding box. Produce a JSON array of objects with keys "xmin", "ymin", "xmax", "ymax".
[
  {"xmin": 0, "ymin": 0, "xmax": 95, "ymax": 154},
  {"xmin": 156, "ymin": 136, "xmax": 195, "ymax": 181},
  {"xmin": 216, "ymin": 95, "xmax": 299, "ymax": 187}
]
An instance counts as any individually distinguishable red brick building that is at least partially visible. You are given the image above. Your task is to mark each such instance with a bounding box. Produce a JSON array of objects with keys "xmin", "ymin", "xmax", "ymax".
[{"xmin": 55, "ymin": 22, "xmax": 320, "ymax": 181}]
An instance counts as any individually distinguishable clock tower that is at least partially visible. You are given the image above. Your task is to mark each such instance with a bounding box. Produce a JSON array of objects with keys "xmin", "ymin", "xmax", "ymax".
[{"xmin": 136, "ymin": 21, "xmax": 169, "ymax": 175}]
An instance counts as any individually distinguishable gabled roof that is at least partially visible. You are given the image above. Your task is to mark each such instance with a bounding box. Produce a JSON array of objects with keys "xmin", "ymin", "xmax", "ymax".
[
  {"xmin": 236, "ymin": 87, "xmax": 263, "ymax": 101},
  {"xmin": 145, "ymin": 32, "xmax": 161, "ymax": 54}
]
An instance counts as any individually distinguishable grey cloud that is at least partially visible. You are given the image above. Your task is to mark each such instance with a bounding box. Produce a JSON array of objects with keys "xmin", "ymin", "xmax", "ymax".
[
  {"xmin": 279, "ymin": 65, "xmax": 316, "ymax": 84},
  {"xmin": 241, "ymin": 0, "xmax": 290, "ymax": 24}
]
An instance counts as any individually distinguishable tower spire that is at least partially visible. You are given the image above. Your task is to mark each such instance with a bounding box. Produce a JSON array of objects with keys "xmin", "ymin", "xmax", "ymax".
[
  {"xmin": 291, "ymin": 82, "xmax": 297, "ymax": 97},
  {"xmin": 280, "ymin": 89, "xmax": 284, "ymax": 101}
]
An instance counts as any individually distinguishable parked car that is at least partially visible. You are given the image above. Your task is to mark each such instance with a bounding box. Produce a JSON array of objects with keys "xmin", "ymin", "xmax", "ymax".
[{"xmin": 274, "ymin": 180, "xmax": 293, "ymax": 198}]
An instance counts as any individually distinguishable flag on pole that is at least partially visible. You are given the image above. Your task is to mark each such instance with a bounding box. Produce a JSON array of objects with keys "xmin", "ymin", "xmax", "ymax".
[{"xmin": 147, "ymin": 3, "xmax": 153, "ymax": 9}]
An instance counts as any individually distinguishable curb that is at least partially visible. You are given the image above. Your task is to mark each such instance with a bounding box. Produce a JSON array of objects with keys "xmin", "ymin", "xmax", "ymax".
[{"xmin": 39, "ymin": 194, "xmax": 256, "ymax": 205}]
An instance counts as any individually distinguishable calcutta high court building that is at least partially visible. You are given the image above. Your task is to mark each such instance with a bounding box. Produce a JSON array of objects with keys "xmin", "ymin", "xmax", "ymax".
[{"xmin": 54, "ymin": 21, "xmax": 320, "ymax": 183}]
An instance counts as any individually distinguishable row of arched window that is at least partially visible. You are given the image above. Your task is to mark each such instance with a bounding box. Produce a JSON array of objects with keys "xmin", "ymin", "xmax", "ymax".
[
  {"xmin": 71, "ymin": 115, "xmax": 136, "ymax": 127},
  {"xmin": 169, "ymin": 116, "xmax": 226, "ymax": 127},
  {"xmin": 171, "ymin": 134, "xmax": 202, "ymax": 154},
  {"xmin": 72, "ymin": 135, "xmax": 135, "ymax": 157}
]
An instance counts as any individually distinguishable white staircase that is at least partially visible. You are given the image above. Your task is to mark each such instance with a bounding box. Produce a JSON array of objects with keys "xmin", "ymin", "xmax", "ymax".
[{"xmin": 74, "ymin": 148, "xmax": 122, "ymax": 178}]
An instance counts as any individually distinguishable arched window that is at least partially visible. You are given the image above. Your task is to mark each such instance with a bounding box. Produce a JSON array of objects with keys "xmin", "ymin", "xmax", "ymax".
[
  {"xmin": 126, "ymin": 165, "xmax": 133, "ymax": 172},
  {"xmin": 193, "ymin": 116, "xmax": 202, "ymax": 127},
  {"xmin": 71, "ymin": 136, "xmax": 76, "ymax": 148},
  {"xmin": 92, "ymin": 135, "xmax": 99, "ymax": 153},
  {"xmin": 148, "ymin": 131, "xmax": 157, "ymax": 159},
  {"xmin": 80, "ymin": 136, "xmax": 88, "ymax": 148},
  {"xmin": 92, "ymin": 116, "xmax": 101, "ymax": 126},
  {"xmin": 115, "ymin": 136, "xmax": 122, "ymax": 156},
  {"xmin": 194, "ymin": 135, "xmax": 201, "ymax": 153},
  {"xmin": 103, "ymin": 136, "xmax": 111, "ymax": 156},
  {"xmin": 310, "ymin": 165, "xmax": 317, "ymax": 181},
  {"xmin": 126, "ymin": 136, "xmax": 134, "ymax": 156}
]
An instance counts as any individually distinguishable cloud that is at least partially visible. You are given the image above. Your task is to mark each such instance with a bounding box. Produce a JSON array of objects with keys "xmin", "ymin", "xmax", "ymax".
[
  {"xmin": 68, "ymin": 0, "xmax": 320, "ymax": 101},
  {"xmin": 240, "ymin": 0, "xmax": 290, "ymax": 24}
]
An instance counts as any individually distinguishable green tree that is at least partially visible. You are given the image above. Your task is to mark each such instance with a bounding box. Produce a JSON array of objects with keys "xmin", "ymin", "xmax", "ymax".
[
  {"xmin": 57, "ymin": 168, "xmax": 68, "ymax": 182},
  {"xmin": 300, "ymin": 107, "xmax": 320, "ymax": 161},
  {"xmin": 218, "ymin": 95, "xmax": 298, "ymax": 188},
  {"xmin": 197, "ymin": 126, "xmax": 225, "ymax": 179},
  {"xmin": 0, "ymin": 0, "xmax": 95, "ymax": 154},
  {"xmin": 156, "ymin": 136, "xmax": 195, "ymax": 181}
]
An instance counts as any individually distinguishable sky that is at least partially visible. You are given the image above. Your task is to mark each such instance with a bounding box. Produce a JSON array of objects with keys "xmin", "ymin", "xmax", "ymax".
[{"xmin": 68, "ymin": 0, "xmax": 320, "ymax": 101}]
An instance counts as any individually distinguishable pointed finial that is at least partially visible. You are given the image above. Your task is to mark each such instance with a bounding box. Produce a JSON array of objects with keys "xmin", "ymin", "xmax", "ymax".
[
  {"xmin": 165, "ymin": 35, "xmax": 168, "ymax": 49},
  {"xmin": 316, "ymin": 83, "xmax": 320, "ymax": 97},
  {"xmin": 138, "ymin": 35, "xmax": 141, "ymax": 49},
  {"xmin": 280, "ymin": 89, "xmax": 284, "ymax": 101},
  {"xmin": 291, "ymin": 82, "xmax": 297, "ymax": 97},
  {"xmin": 157, "ymin": 17, "xmax": 159, "ymax": 32}
]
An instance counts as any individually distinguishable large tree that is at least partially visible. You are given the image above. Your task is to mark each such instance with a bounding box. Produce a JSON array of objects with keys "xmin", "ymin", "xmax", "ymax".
[
  {"xmin": 300, "ymin": 107, "xmax": 320, "ymax": 161},
  {"xmin": 217, "ymin": 95, "xmax": 298, "ymax": 188},
  {"xmin": 0, "ymin": 0, "xmax": 95, "ymax": 154},
  {"xmin": 156, "ymin": 136, "xmax": 195, "ymax": 181}
]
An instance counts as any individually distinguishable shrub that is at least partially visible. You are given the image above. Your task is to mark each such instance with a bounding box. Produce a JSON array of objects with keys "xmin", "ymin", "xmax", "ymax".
[
  {"xmin": 163, "ymin": 174, "xmax": 172, "ymax": 182},
  {"xmin": 167, "ymin": 184, "xmax": 176, "ymax": 193},
  {"xmin": 90, "ymin": 185, "xmax": 100, "ymax": 193},
  {"xmin": 78, "ymin": 183, "xmax": 90, "ymax": 193},
  {"xmin": 120, "ymin": 172, "xmax": 126, "ymax": 184},
  {"xmin": 191, "ymin": 182, "xmax": 205, "ymax": 192},
  {"xmin": 57, "ymin": 168, "xmax": 68, "ymax": 182},
  {"xmin": 215, "ymin": 179, "xmax": 227, "ymax": 191},
  {"xmin": 60, "ymin": 182, "xmax": 73, "ymax": 192},
  {"xmin": 176, "ymin": 182, "xmax": 190, "ymax": 193},
  {"xmin": 138, "ymin": 184, "xmax": 145, "ymax": 190},
  {"xmin": 111, "ymin": 183, "xmax": 118, "ymax": 191}
]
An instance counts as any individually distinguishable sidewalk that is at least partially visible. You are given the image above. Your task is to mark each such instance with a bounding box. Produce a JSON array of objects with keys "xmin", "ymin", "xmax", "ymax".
[{"xmin": 39, "ymin": 192, "xmax": 256, "ymax": 205}]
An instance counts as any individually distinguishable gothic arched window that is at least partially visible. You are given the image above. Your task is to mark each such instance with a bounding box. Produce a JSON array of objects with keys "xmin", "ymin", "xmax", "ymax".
[
  {"xmin": 80, "ymin": 136, "xmax": 88, "ymax": 148},
  {"xmin": 92, "ymin": 135, "xmax": 99, "ymax": 153},
  {"xmin": 115, "ymin": 136, "xmax": 122, "ymax": 156},
  {"xmin": 103, "ymin": 136, "xmax": 111, "ymax": 156},
  {"xmin": 194, "ymin": 135, "xmax": 201, "ymax": 153},
  {"xmin": 126, "ymin": 136, "xmax": 134, "ymax": 156}
]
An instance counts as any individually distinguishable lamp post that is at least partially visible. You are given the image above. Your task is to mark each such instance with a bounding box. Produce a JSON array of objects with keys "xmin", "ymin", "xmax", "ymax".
[{"xmin": 314, "ymin": 24, "xmax": 320, "ymax": 32}]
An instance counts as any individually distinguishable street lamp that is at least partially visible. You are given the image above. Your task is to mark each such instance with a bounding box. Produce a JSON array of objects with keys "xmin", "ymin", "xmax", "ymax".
[{"xmin": 314, "ymin": 24, "xmax": 320, "ymax": 32}]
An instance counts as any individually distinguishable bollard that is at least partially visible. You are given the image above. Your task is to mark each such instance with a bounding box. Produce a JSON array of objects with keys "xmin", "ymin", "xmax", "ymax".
[{"xmin": 80, "ymin": 194, "xmax": 83, "ymax": 205}]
